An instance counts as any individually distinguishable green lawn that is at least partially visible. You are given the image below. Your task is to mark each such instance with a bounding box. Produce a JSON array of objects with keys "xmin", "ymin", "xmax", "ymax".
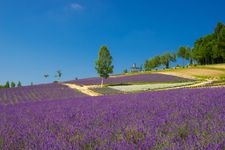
[{"xmin": 109, "ymin": 82, "xmax": 196, "ymax": 92}]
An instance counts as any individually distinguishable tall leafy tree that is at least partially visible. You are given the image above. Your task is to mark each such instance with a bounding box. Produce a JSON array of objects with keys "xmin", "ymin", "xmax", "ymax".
[
  {"xmin": 215, "ymin": 22, "xmax": 225, "ymax": 62},
  {"xmin": 193, "ymin": 35, "xmax": 215, "ymax": 64},
  {"xmin": 153, "ymin": 55, "xmax": 161, "ymax": 68},
  {"xmin": 95, "ymin": 46, "xmax": 114, "ymax": 87},
  {"xmin": 17, "ymin": 81, "xmax": 22, "ymax": 87},
  {"xmin": 144, "ymin": 60, "xmax": 150, "ymax": 71},
  {"xmin": 144, "ymin": 55, "xmax": 161, "ymax": 71},
  {"xmin": 177, "ymin": 47, "xmax": 187, "ymax": 66},
  {"xmin": 5, "ymin": 81, "xmax": 10, "ymax": 88},
  {"xmin": 177, "ymin": 46, "xmax": 192, "ymax": 66},
  {"xmin": 11, "ymin": 82, "xmax": 16, "ymax": 88},
  {"xmin": 160, "ymin": 53, "xmax": 176, "ymax": 69},
  {"xmin": 189, "ymin": 48, "xmax": 194, "ymax": 65},
  {"xmin": 123, "ymin": 69, "xmax": 128, "ymax": 74},
  {"xmin": 192, "ymin": 22, "xmax": 225, "ymax": 64}
]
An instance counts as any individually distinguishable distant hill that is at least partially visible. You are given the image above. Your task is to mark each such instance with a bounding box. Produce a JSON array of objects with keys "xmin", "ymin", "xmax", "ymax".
[{"xmin": 157, "ymin": 64, "xmax": 225, "ymax": 80}]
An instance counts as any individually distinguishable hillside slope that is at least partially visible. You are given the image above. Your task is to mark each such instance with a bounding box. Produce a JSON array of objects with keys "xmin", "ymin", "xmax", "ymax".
[{"xmin": 157, "ymin": 64, "xmax": 225, "ymax": 80}]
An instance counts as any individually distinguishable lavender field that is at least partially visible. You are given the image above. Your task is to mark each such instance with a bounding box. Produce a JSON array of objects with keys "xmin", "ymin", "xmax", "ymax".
[
  {"xmin": 0, "ymin": 87, "xmax": 224, "ymax": 149},
  {"xmin": 67, "ymin": 73, "xmax": 193, "ymax": 85},
  {"xmin": 0, "ymin": 83, "xmax": 87, "ymax": 105}
]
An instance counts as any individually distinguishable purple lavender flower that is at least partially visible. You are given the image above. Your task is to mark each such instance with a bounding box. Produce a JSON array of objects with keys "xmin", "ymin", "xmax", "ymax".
[
  {"xmin": 67, "ymin": 73, "xmax": 193, "ymax": 85},
  {"xmin": 0, "ymin": 87, "xmax": 224, "ymax": 149},
  {"xmin": 0, "ymin": 83, "xmax": 87, "ymax": 105}
]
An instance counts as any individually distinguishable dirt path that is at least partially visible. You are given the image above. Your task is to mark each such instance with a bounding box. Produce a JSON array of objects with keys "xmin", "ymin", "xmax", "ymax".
[
  {"xmin": 63, "ymin": 79, "xmax": 220, "ymax": 96},
  {"xmin": 185, "ymin": 79, "xmax": 214, "ymax": 88},
  {"xmin": 64, "ymin": 83, "xmax": 102, "ymax": 96}
]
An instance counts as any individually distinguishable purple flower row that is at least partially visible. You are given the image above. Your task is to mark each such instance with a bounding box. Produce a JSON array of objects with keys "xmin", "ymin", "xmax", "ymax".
[
  {"xmin": 67, "ymin": 73, "xmax": 193, "ymax": 85},
  {"xmin": 0, "ymin": 87, "xmax": 224, "ymax": 149},
  {"xmin": 0, "ymin": 83, "xmax": 87, "ymax": 105}
]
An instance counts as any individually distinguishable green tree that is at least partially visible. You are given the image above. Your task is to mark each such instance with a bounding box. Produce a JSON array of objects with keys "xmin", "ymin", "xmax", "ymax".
[
  {"xmin": 44, "ymin": 74, "xmax": 49, "ymax": 79},
  {"xmin": 144, "ymin": 59, "xmax": 156, "ymax": 71},
  {"xmin": 177, "ymin": 46, "xmax": 191, "ymax": 66},
  {"xmin": 215, "ymin": 22, "xmax": 225, "ymax": 62},
  {"xmin": 0, "ymin": 83, "xmax": 4, "ymax": 88},
  {"xmin": 192, "ymin": 35, "xmax": 215, "ymax": 64},
  {"xmin": 189, "ymin": 48, "xmax": 194, "ymax": 65},
  {"xmin": 5, "ymin": 81, "xmax": 10, "ymax": 88},
  {"xmin": 123, "ymin": 69, "xmax": 128, "ymax": 74},
  {"xmin": 55, "ymin": 70, "xmax": 62, "ymax": 81},
  {"xmin": 214, "ymin": 22, "xmax": 224, "ymax": 36},
  {"xmin": 177, "ymin": 46, "xmax": 192, "ymax": 66},
  {"xmin": 160, "ymin": 53, "xmax": 176, "ymax": 69},
  {"xmin": 192, "ymin": 22, "xmax": 225, "ymax": 64},
  {"xmin": 144, "ymin": 55, "xmax": 161, "ymax": 71},
  {"xmin": 17, "ymin": 81, "xmax": 22, "ymax": 87},
  {"xmin": 11, "ymin": 82, "xmax": 16, "ymax": 88},
  {"xmin": 144, "ymin": 60, "xmax": 150, "ymax": 71},
  {"xmin": 152, "ymin": 56, "xmax": 161, "ymax": 68},
  {"xmin": 95, "ymin": 46, "xmax": 114, "ymax": 87}
]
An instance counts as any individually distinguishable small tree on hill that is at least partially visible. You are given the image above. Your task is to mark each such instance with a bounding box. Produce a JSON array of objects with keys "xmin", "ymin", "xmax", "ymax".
[
  {"xmin": 55, "ymin": 70, "xmax": 62, "ymax": 81},
  {"xmin": 95, "ymin": 45, "xmax": 114, "ymax": 87},
  {"xmin": 160, "ymin": 53, "xmax": 176, "ymax": 69},
  {"xmin": 17, "ymin": 81, "xmax": 22, "ymax": 87},
  {"xmin": 177, "ymin": 46, "xmax": 191, "ymax": 66},
  {"xmin": 123, "ymin": 69, "xmax": 128, "ymax": 74},
  {"xmin": 144, "ymin": 55, "xmax": 161, "ymax": 71},
  {"xmin": 5, "ymin": 81, "xmax": 10, "ymax": 88},
  {"xmin": 177, "ymin": 46, "xmax": 186, "ymax": 66},
  {"xmin": 44, "ymin": 74, "xmax": 49, "ymax": 79},
  {"xmin": 11, "ymin": 82, "xmax": 16, "ymax": 88}
]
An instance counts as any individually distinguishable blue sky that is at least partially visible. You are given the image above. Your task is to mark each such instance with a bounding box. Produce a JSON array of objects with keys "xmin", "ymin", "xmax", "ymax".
[{"xmin": 0, "ymin": 0, "xmax": 225, "ymax": 85}]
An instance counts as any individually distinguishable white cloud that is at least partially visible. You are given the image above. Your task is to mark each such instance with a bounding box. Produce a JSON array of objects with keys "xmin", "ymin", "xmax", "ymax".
[{"xmin": 70, "ymin": 3, "xmax": 83, "ymax": 11}]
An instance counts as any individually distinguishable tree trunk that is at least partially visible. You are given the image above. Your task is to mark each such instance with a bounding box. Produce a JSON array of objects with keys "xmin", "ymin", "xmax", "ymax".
[
  {"xmin": 166, "ymin": 62, "xmax": 169, "ymax": 69},
  {"xmin": 101, "ymin": 78, "xmax": 104, "ymax": 88},
  {"xmin": 190, "ymin": 58, "xmax": 193, "ymax": 65}
]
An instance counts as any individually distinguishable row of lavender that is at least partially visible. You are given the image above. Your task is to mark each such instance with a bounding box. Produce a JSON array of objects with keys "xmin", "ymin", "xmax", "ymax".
[
  {"xmin": 0, "ymin": 87, "xmax": 224, "ymax": 149},
  {"xmin": 0, "ymin": 83, "xmax": 87, "ymax": 105},
  {"xmin": 67, "ymin": 73, "xmax": 193, "ymax": 85}
]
